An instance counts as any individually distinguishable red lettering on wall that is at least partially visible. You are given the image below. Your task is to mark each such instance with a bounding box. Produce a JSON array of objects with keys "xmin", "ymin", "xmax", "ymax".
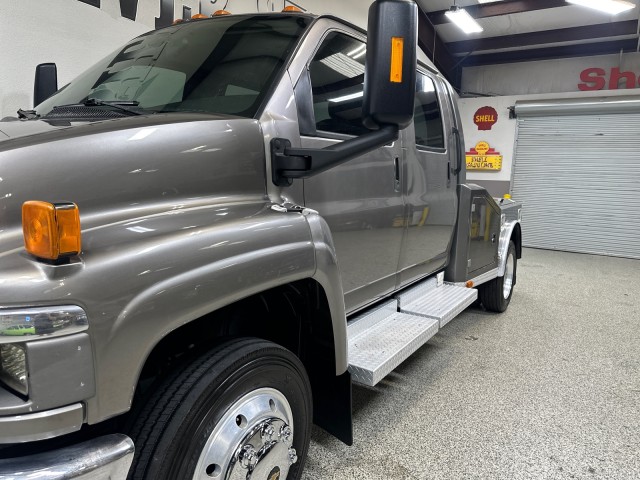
[
  {"xmin": 609, "ymin": 67, "xmax": 636, "ymax": 89},
  {"xmin": 578, "ymin": 68, "xmax": 606, "ymax": 91}
]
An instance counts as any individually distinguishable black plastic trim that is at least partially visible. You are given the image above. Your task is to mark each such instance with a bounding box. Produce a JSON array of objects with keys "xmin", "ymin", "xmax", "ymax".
[{"xmin": 272, "ymin": 125, "xmax": 399, "ymax": 186}]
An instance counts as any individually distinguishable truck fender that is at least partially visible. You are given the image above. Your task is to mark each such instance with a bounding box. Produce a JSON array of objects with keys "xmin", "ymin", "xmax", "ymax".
[
  {"xmin": 498, "ymin": 219, "xmax": 521, "ymax": 277},
  {"xmin": 305, "ymin": 209, "xmax": 348, "ymax": 375},
  {"xmin": 85, "ymin": 205, "xmax": 347, "ymax": 423}
]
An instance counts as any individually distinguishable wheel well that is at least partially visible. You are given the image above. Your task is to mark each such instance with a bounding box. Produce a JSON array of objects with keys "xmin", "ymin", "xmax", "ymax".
[
  {"xmin": 135, "ymin": 278, "xmax": 340, "ymax": 408},
  {"xmin": 512, "ymin": 223, "xmax": 522, "ymax": 259}
]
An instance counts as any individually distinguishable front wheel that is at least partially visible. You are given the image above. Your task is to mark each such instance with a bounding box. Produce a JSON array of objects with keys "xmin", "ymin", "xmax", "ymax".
[
  {"xmin": 126, "ymin": 338, "xmax": 312, "ymax": 480},
  {"xmin": 479, "ymin": 240, "xmax": 517, "ymax": 313}
]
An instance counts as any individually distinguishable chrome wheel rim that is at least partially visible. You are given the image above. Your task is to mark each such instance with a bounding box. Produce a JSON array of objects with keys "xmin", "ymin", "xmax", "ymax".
[
  {"xmin": 503, "ymin": 251, "xmax": 515, "ymax": 299},
  {"xmin": 193, "ymin": 387, "xmax": 297, "ymax": 480}
]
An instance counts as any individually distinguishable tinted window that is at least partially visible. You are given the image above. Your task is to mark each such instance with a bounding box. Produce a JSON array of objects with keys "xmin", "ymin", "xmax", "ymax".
[
  {"xmin": 414, "ymin": 74, "xmax": 445, "ymax": 149},
  {"xmin": 36, "ymin": 15, "xmax": 309, "ymax": 118},
  {"xmin": 309, "ymin": 32, "xmax": 368, "ymax": 136}
]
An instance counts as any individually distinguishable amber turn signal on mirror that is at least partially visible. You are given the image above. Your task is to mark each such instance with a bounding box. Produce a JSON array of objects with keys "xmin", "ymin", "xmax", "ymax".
[{"xmin": 22, "ymin": 201, "xmax": 81, "ymax": 261}]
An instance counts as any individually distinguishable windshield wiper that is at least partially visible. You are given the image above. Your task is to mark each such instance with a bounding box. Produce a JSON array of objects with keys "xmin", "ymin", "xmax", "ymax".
[
  {"xmin": 82, "ymin": 98, "xmax": 144, "ymax": 116},
  {"xmin": 17, "ymin": 109, "xmax": 39, "ymax": 120}
]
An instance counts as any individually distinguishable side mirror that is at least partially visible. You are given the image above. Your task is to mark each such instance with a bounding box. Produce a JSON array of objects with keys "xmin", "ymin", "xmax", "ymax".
[
  {"xmin": 34, "ymin": 63, "xmax": 58, "ymax": 107},
  {"xmin": 363, "ymin": 0, "xmax": 417, "ymax": 130},
  {"xmin": 270, "ymin": 0, "xmax": 419, "ymax": 186}
]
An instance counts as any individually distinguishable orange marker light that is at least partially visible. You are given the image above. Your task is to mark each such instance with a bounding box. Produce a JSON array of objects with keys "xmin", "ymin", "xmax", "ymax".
[
  {"xmin": 283, "ymin": 6, "xmax": 302, "ymax": 12},
  {"xmin": 22, "ymin": 201, "xmax": 81, "ymax": 260},
  {"xmin": 191, "ymin": 13, "xmax": 208, "ymax": 19},
  {"xmin": 466, "ymin": 280, "xmax": 474, "ymax": 288},
  {"xmin": 212, "ymin": 9, "xmax": 231, "ymax": 15},
  {"xmin": 390, "ymin": 36, "xmax": 404, "ymax": 83}
]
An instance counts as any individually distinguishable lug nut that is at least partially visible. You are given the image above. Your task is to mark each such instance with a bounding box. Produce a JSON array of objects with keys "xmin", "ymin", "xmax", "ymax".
[
  {"xmin": 280, "ymin": 425, "xmax": 292, "ymax": 443},
  {"xmin": 238, "ymin": 445, "xmax": 258, "ymax": 469},
  {"xmin": 288, "ymin": 447, "xmax": 298, "ymax": 465},
  {"xmin": 262, "ymin": 423, "xmax": 276, "ymax": 442}
]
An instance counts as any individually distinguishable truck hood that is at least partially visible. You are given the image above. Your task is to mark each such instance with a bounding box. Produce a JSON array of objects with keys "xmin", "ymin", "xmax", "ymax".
[
  {"xmin": 0, "ymin": 113, "xmax": 268, "ymax": 250},
  {"xmin": 0, "ymin": 118, "xmax": 69, "ymax": 141},
  {"xmin": 0, "ymin": 113, "xmax": 238, "ymax": 147}
]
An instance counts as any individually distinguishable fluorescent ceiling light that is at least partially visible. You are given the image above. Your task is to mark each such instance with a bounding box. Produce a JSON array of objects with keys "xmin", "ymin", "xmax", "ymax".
[
  {"xmin": 445, "ymin": 6, "xmax": 484, "ymax": 34},
  {"xmin": 566, "ymin": 0, "xmax": 635, "ymax": 14}
]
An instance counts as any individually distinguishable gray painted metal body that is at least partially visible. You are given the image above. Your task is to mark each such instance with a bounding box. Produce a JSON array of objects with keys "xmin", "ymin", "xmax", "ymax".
[
  {"xmin": 0, "ymin": 12, "xmax": 520, "ymax": 469},
  {"xmin": 445, "ymin": 184, "xmax": 521, "ymax": 283}
]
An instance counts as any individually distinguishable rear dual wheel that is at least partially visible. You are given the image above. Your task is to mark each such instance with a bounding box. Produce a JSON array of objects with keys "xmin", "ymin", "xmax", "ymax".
[
  {"xmin": 479, "ymin": 240, "xmax": 517, "ymax": 313},
  {"xmin": 127, "ymin": 338, "xmax": 312, "ymax": 480}
]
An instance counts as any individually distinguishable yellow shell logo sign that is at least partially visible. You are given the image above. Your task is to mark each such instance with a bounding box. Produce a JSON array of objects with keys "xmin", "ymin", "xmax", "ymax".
[
  {"xmin": 465, "ymin": 142, "xmax": 503, "ymax": 171},
  {"xmin": 474, "ymin": 141, "xmax": 490, "ymax": 156}
]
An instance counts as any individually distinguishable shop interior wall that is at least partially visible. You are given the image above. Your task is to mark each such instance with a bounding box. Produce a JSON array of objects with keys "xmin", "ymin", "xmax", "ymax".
[
  {"xmin": 0, "ymin": 0, "xmax": 372, "ymax": 119},
  {"xmin": 458, "ymin": 53, "xmax": 640, "ymax": 197}
]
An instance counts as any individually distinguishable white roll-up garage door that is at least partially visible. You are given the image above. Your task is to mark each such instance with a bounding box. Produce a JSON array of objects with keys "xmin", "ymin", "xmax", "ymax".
[{"xmin": 512, "ymin": 97, "xmax": 640, "ymax": 259}]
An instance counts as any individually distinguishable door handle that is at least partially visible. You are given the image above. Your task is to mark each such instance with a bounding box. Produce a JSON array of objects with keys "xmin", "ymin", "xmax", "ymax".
[{"xmin": 394, "ymin": 157, "xmax": 401, "ymax": 192}]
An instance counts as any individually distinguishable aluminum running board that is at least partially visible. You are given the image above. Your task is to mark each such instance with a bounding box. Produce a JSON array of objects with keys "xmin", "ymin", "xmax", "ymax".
[
  {"xmin": 347, "ymin": 276, "xmax": 478, "ymax": 387},
  {"xmin": 397, "ymin": 278, "xmax": 478, "ymax": 328},
  {"xmin": 347, "ymin": 300, "xmax": 439, "ymax": 386}
]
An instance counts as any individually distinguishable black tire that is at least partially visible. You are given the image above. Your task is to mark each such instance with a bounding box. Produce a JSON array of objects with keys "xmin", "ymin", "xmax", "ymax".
[
  {"xmin": 126, "ymin": 337, "xmax": 312, "ymax": 480},
  {"xmin": 479, "ymin": 240, "xmax": 517, "ymax": 313}
]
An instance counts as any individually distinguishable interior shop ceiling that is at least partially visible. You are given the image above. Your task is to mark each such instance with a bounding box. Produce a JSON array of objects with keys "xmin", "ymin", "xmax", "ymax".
[{"xmin": 416, "ymin": 0, "xmax": 640, "ymax": 80}]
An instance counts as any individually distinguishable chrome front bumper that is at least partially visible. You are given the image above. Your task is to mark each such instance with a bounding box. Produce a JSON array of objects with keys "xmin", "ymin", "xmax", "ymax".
[{"xmin": 0, "ymin": 434, "xmax": 134, "ymax": 480}]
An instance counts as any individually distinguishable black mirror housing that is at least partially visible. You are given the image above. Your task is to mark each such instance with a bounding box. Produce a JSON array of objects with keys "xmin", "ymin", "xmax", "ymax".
[
  {"xmin": 34, "ymin": 63, "xmax": 58, "ymax": 108},
  {"xmin": 362, "ymin": 0, "xmax": 417, "ymax": 130}
]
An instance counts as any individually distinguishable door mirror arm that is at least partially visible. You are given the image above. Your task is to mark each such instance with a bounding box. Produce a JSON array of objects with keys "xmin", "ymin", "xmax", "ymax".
[{"xmin": 271, "ymin": 125, "xmax": 399, "ymax": 186}]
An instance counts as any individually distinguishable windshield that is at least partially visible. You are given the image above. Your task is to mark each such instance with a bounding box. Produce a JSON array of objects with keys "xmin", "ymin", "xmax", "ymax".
[{"xmin": 36, "ymin": 15, "xmax": 310, "ymax": 118}]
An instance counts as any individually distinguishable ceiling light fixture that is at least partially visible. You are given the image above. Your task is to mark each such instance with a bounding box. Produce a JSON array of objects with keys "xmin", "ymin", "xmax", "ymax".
[
  {"xmin": 566, "ymin": 0, "xmax": 635, "ymax": 15},
  {"xmin": 445, "ymin": 5, "xmax": 484, "ymax": 34}
]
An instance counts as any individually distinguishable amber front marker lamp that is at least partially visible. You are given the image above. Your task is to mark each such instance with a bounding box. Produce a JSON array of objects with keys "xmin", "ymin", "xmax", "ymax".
[{"xmin": 22, "ymin": 201, "xmax": 81, "ymax": 261}]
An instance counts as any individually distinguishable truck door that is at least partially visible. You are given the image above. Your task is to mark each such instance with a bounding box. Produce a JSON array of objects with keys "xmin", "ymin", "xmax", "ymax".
[
  {"xmin": 397, "ymin": 72, "xmax": 458, "ymax": 286},
  {"xmin": 298, "ymin": 31, "xmax": 405, "ymax": 313}
]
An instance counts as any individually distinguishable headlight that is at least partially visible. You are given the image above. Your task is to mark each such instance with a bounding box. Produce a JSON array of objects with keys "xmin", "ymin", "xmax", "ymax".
[
  {"xmin": 0, "ymin": 305, "xmax": 87, "ymax": 342},
  {"xmin": 0, "ymin": 344, "xmax": 28, "ymax": 395}
]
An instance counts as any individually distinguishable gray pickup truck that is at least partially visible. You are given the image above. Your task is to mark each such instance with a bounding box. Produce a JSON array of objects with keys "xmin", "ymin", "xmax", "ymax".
[{"xmin": 0, "ymin": 2, "xmax": 521, "ymax": 479}]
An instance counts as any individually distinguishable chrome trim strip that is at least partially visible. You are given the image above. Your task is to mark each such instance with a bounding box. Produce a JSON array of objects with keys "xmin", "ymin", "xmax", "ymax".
[
  {"xmin": 0, "ymin": 434, "xmax": 134, "ymax": 480},
  {"xmin": 0, "ymin": 403, "xmax": 83, "ymax": 443},
  {"xmin": 0, "ymin": 306, "xmax": 87, "ymax": 344},
  {"xmin": 450, "ymin": 268, "xmax": 498, "ymax": 288}
]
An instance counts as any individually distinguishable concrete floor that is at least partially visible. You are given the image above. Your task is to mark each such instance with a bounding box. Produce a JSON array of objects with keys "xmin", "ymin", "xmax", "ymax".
[{"xmin": 301, "ymin": 248, "xmax": 640, "ymax": 480}]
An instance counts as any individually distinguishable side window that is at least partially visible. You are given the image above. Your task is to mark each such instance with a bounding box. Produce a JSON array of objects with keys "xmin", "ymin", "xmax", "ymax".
[
  {"xmin": 308, "ymin": 32, "xmax": 368, "ymax": 136},
  {"xmin": 414, "ymin": 73, "xmax": 445, "ymax": 149}
]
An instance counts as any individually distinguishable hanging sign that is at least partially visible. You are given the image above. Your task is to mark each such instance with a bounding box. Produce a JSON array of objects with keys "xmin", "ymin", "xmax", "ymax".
[
  {"xmin": 466, "ymin": 141, "xmax": 503, "ymax": 171},
  {"xmin": 473, "ymin": 106, "xmax": 498, "ymax": 130}
]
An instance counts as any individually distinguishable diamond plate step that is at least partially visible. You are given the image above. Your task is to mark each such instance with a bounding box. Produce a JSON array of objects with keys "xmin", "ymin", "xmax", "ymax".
[
  {"xmin": 398, "ymin": 279, "xmax": 477, "ymax": 328},
  {"xmin": 347, "ymin": 300, "xmax": 439, "ymax": 386}
]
